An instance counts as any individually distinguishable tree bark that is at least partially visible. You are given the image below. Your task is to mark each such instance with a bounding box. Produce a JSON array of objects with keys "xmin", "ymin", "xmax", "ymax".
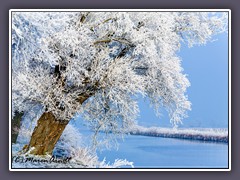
[
  {"xmin": 23, "ymin": 112, "xmax": 68, "ymax": 155},
  {"xmin": 23, "ymin": 95, "xmax": 90, "ymax": 155},
  {"xmin": 12, "ymin": 111, "xmax": 24, "ymax": 143}
]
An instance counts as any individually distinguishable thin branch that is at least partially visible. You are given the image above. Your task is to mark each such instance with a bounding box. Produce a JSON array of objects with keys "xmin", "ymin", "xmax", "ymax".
[
  {"xmin": 80, "ymin": 12, "xmax": 90, "ymax": 23},
  {"xmin": 90, "ymin": 18, "xmax": 114, "ymax": 31},
  {"xmin": 93, "ymin": 39, "xmax": 111, "ymax": 45}
]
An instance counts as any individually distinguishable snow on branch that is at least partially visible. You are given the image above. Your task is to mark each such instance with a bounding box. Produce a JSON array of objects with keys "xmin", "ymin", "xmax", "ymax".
[{"xmin": 12, "ymin": 11, "xmax": 227, "ymax": 132}]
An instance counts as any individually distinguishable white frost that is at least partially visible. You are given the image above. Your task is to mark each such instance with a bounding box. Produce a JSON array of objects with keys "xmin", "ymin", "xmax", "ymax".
[
  {"xmin": 12, "ymin": 12, "xmax": 227, "ymax": 131},
  {"xmin": 127, "ymin": 125, "xmax": 228, "ymax": 143}
]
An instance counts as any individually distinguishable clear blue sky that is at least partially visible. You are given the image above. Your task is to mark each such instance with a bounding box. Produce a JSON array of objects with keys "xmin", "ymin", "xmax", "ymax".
[
  {"xmin": 75, "ymin": 32, "xmax": 228, "ymax": 129},
  {"xmin": 137, "ymin": 33, "xmax": 229, "ymax": 128}
]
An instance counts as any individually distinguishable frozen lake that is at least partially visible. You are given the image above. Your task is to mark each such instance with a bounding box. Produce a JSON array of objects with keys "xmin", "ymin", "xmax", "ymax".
[{"xmin": 96, "ymin": 134, "xmax": 228, "ymax": 168}]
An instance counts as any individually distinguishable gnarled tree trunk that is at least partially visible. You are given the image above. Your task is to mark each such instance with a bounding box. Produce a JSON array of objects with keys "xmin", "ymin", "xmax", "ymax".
[
  {"xmin": 23, "ymin": 112, "xmax": 68, "ymax": 155},
  {"xmin": 23, "ymin": 95, "xmax": 90, "ymax": 155}
]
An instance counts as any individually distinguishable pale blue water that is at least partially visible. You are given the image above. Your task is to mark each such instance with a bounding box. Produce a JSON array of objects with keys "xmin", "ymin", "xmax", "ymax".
[
  {"xmin": 97, "ymin": 134, "xmax": 228, "ymax": 168},
  {"xmin": 72, "ymin": 119, "xmax": 228, "ymax": 169}
]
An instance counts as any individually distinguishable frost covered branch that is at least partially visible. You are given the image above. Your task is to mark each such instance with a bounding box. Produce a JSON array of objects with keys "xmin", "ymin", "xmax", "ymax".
[{"xmin": 12, "ymin": 11, "xmax": 227, "ymax": 138}]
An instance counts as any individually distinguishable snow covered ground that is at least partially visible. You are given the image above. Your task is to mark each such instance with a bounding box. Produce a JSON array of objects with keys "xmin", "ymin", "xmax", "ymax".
[
  {"xmin": 126, "ymin": 125, "xmax": 228, "ymax": 143},
  {"xmin": 12, "ymin": 111, "xmax": 134, "ymax": 169}
]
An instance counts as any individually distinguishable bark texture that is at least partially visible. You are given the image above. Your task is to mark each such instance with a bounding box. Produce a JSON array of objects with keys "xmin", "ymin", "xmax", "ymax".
[
  {"xmin": 24, "ymin": 112, "xmax": 68, "ymax": 155},
  {"xmin": 24, "ymin": 95, "xmax": 90, "ymax": 155}
]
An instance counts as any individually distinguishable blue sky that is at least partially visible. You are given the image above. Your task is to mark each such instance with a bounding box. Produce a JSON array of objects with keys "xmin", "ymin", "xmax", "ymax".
[
  {"xmin": 74, "ymin": 32, "xmax": 229, "ymax": 167},
  {"xmin": 137, "ymin": 33, "xmax": 228, "ymax": 128},
  {"xmin": 75, "ymin": 32, "xmax": 229, "ymax": 129}
]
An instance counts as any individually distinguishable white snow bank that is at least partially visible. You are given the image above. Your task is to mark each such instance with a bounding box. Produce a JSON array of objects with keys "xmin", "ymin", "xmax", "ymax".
[
  {"xmin": 127, "ymin": 125, "xmax": 228, "ymax": 143},
  {"xmin": 12, "ymin": 144, "xmax": 133, "ymax": 168},
  {"xmin": 12, "ymin": 117, "xmax": 134, "ymax": 168}
]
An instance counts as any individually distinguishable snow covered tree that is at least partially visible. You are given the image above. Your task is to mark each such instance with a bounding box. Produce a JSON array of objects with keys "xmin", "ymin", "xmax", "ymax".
[{"xmin": 11, "ymin": 11, "xmax": 227, "ymax": 155}]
